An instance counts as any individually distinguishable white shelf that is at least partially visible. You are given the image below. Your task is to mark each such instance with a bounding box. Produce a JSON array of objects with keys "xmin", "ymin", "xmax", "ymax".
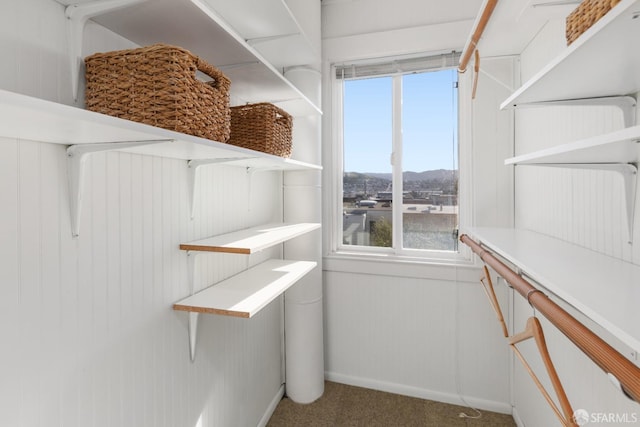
[
  {"xmin": 467, "ymin": 227, "xmax": 640, "ymax": 353},
  {"xmin": 0, "ymin": 89, "xmax": 321, "ymax": 169},
  {"xmin": 200, "ymin": 0, "xmax": 319, "ymax": 70},
  {"xmin": 463, "ymin": 0, "xmax": 577, "ymax": 60},
  {"xmin": 174, "ymin": 259, "xmax": 316, "ymax": 318},
  {"xmin": 180, "ymin": 222, "xmax": 321, "ymax": 254},
  {"xmin": 501, "ymin": 0, "xmax": 640, "ymax": 109},
  {"xmin": 88, "ymin": 0, "xmax": 321, "ymax": 116},
  {"xmin": 0, "ymin": 89, "xmax": 320, "ymax": 237},
  {"xmin": 505, "ymin": 126, "xmax": 639, "ymax": 242},
  {"xmin": 505, "ymin": 125, "xmax": 640, "ymax": 165}
]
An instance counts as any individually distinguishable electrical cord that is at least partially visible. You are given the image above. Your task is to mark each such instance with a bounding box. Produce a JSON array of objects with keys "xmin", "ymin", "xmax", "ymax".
[{"xmin": 453, "ymin": 162, "xmax": 483, "ymax": 423}]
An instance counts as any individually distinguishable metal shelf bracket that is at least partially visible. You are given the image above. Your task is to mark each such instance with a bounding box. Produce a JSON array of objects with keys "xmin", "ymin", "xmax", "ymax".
[
  {"xmin": 65, "ymin": 0, "xmax": 146, "ymax": 101},
  {"xmin": 186, "ymin": 250, "xmax": 201, "ymax": 362},
  {"xmin": 66, "ymin": 140, "xmax": 167, "ymax": 238},
  {"xmin": 516, "ymin": 96, "xmax": 637, "ymax": 127},
  {"xmin": 187, "ymin": 158, "xmax": 255, "ymax": 219},
  {"xmin": 531, "ymin": 162, "xmax": 637, "ymax": 243}
]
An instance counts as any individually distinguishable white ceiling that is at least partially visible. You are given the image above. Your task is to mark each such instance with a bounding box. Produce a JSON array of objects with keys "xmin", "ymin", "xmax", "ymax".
[
  {"xmin": 321, "ymin": 0, "xmax": 484, "ymax": 39},
  {"xmin": 322, "ymin": 0, "xmax": 580, "ymax": 56},
  {"xmin": 56, "ymin": 0, "xmax": 581, "ymax": 57},
  {"xmin": 477, "ymin": 0, "xmax": 580, "ymax": 56}
]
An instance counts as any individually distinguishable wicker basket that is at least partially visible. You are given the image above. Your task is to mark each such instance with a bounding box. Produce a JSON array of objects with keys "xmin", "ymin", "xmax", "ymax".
[
  {"xmin": 85, "ymin": 44, "xmax": 231, "ymax": 142},
  {"xmin": 566, "ymin": 0, "xmax": 621, "ymax": 45},
  {"xmin": 227, "ymin": 103, "xmax": 293, "ymax": 158}
]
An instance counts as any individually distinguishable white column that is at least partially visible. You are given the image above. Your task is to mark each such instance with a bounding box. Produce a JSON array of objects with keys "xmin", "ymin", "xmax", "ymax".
[{"xmin": 283, "ymin": 59, "xmax": 324, "ymax": 403}]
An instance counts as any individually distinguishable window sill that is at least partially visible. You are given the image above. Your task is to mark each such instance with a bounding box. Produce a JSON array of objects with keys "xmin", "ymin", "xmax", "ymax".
[{"xmin": 323, "ymin": 251, "xmax": 480, "ymax": 282}]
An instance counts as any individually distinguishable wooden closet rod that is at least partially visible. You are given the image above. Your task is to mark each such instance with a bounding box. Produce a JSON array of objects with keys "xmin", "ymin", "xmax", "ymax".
[
  {"xmin": 460, "ymin": 234, "xmax": 640, "ymax": 403},
  {"xmin": 458, "ymin": 0, "xmax": 498, "ymax": 73}
]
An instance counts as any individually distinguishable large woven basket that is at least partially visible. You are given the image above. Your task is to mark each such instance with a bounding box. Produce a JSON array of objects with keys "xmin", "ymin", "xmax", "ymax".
[
  {"xmin": 85, "ymin": 44, "xmax": 231, "ymax": 142},
  {"xmin": 227, "ymin": 103, "xmax": 293, "ymax": 158},
  {"xmin": 566, "ymin": 0, "xmax": 621, "ymax": 44}
]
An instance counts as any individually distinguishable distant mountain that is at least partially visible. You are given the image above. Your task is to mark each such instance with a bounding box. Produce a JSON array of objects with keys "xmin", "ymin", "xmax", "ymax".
[
  {"xmin": 343, "ymin": 172, "xmax": 391, "ymax": 186},
  {"xmin": 359, "ymin": 169, "xmax": 458, "ymax": 182}
]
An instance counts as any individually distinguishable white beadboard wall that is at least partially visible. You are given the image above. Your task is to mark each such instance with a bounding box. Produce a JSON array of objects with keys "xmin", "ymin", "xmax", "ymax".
[
  {"xmin": 511, "ymin": 17, "xmax": 640, "ymax": 427},
  {"xmin": 323, "ymin": 269, "xmax": 512, "ymax": 412},
  {"xmin": 515, "ymin": 18, "xmax": 639, "ymax": 262},
  {"xmin": 0, "ymin": 1, "xmax": 286, "ymax": 426}
]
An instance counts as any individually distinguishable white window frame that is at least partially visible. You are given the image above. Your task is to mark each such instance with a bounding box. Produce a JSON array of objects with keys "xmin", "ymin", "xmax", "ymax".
[{"xmin": 327, "ymin": 53, "xmax": 474, "ymax": 265}]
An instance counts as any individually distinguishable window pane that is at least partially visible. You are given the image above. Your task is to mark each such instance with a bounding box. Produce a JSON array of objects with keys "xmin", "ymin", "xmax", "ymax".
[
  {"xmin": 342, "ymin": 77, "xmax": 393, "ymax": 247},
  {"xmin": 402, "ymin": 70, "xmax": 458, "ymax": 251}
]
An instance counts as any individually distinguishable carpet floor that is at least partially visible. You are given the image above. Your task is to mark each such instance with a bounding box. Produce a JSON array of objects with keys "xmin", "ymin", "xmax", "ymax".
[{"xmin": 267, "ymin": 381, "xmax": 516, "ymax": 427}]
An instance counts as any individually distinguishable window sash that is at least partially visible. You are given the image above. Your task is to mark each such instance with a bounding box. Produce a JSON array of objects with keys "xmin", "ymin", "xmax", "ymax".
[
  {"xmin": 335, "ymin": 51, "xmax": 461, "ymax": 80},
  {"xmin": 331, "ymin": 53, "xmax": 471, "ymax": 263}
]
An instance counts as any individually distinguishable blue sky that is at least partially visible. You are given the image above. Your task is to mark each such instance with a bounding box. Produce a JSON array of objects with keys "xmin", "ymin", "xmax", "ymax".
[{"xmin": 343, "ymin": 68, "xmax": 458, "ymax": 173}]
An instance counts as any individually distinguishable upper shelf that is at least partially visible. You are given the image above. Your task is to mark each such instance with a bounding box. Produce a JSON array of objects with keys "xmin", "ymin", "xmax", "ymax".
[
  {"xmin": 467, "ymin": 227, "xmax": 640, "ymax": 354},
  {"xmin": 199, "ymin": 0, "xmax": 319, "ymax": 70},
  {"xmin": 464, "ymin": 0, "xmax": 578, "ymax": 60},
  {"xmin": 505, "ymin": 124, "xmax": 640, "ymax": 165},
  {"xmin": 89, "ymin": 0, "xmax": 321, "ymax": 116},
  {"xmin": 501, "ymin": 0, "xmax": 640, "ymax": 109},
  {"xmin": 180, "ymin": 222, "xmax": 321, "ymax": 254},
  {"xmin": 0, "ymin": 89, "xmax": 321, "ymax": 170}
]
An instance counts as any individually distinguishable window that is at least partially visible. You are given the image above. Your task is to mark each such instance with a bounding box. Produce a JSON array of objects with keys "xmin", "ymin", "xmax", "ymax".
[{"xmin": 334, "ymin": 53, "xmax": 462, "ymax": 259}]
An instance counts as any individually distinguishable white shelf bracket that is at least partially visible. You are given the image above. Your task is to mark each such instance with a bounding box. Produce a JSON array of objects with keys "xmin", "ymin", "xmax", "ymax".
[
  {"xmin": 246, "ymin": 166, "xmax": 273, "ymax": 211},
  {"xmin": 65, "ymin": 0, "xmax": 147, "ymax": 101},
  {"xmin": 533, "ymin": 163, "xmax": 637, "ymax": 243},
  {"xmin": 517, "ymin": 96, "xmax": 637, "ymax": 127},
  {"xmin": 187, "ymin": 158, "xmax": 253, "ymax": 219},
  {"xmin": 186, "ymin": 250, "xmax": 201, "ymax": 362},
  {"xmin": 67, "ymin": 140, "xmax": 168, "ymax": 238}
]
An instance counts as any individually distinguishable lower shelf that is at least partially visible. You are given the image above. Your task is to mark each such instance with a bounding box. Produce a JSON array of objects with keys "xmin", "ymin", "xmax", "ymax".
[
  {"xmin": 174, "ymin": 258, "xmax": 316, "ymax": 361},
  {"xmin": 173, "ymin": 259, "xmax": 317, "ymax": 318},
  {"xmin": 466, "ymin": 227, "xmax": 640, "ymax": 355}
]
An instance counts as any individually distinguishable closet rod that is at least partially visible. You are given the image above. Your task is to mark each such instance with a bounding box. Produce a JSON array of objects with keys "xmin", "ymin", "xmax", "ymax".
[
  {"xmin": 458, "ymin": 0, "xmax": 498, "ymax": 73},
  {"xmin": 460, "ymin": 234, "xmax": 640, "ymax": 403}
]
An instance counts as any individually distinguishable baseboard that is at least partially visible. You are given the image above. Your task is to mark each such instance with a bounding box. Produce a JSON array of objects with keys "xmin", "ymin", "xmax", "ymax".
[
  {"xmin": 511, "ymin": 407, "xmax": 525, "ymax": 427},
  {"xmin": 257, "ymin": 384, "xmax": 285, "ymax": 427},
  {"xmin": 325, "ymin": 371, "xmax": 513, "ymax": 415}
]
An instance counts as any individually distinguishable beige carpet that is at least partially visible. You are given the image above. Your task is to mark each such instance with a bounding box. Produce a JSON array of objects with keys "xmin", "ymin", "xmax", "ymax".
[{"xmin": 268, "ymin": 381, "xmax": 516, "ymax": 427}]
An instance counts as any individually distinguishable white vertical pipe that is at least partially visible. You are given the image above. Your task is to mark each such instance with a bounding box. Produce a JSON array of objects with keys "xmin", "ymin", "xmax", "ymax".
[{"xmin": 283, "ymin": 34, "xmax": 324, "ymax": 401}]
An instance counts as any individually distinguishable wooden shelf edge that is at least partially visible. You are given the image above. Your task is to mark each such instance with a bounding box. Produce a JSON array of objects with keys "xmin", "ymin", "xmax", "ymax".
[
  {"xmin": 178, "ymin": 244, "xmax": 251, "ymax": 254},
  {"xmin": 173, "ymin": 304, "xmax": 251, "ymax": 318},
  {"xmin": 180, "ymin": 222, "xmax": 321, "ymax": 254}
]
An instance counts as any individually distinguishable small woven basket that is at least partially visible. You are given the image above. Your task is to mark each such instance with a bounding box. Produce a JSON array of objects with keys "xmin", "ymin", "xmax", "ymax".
[
  {"xmin": 566, "ymin": 0, "xmax": 621, "ymax": 45},
  {"xmin": 85, "ymin": 44, "xmax": 231, "ymax": 142},
  {"xmin": 227, "ymin": 103, "xmax": 293, "ymax": 158}
]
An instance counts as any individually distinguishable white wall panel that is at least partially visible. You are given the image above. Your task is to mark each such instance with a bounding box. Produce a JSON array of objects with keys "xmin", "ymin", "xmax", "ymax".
[
  {"xmin": 0, "ymin": 1, "xmax": 288, "ymax": 426},
  {"xmin": 323, "ymin": 269, "xmax": 512, "ymax": 412}
]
